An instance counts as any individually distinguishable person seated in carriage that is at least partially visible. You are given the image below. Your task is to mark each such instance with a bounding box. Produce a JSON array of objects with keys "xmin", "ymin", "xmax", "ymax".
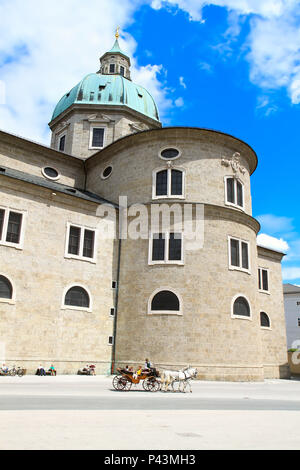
[{"xmin": 133, "ymin": 365, "xmax": 142, "ymax": 379}]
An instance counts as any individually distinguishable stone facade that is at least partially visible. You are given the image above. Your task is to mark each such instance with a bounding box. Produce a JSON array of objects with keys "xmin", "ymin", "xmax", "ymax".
[{"xmin": 0, "ymin": 41, "xmax": 289, "ymax": 380}]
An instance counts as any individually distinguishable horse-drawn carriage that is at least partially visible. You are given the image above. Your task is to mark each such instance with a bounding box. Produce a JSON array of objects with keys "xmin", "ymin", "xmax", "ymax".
[
  {"xmin": 112, "ymin": 365, "xmax": 198, "ymax": 393},
  {"xmin": 112, "ymin": 367, "xmax": 160, "ymax": 392}
]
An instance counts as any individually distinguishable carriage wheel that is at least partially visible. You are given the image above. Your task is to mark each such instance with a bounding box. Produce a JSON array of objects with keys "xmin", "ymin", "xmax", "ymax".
[
  {"xmin": 117, "ymin": 376, "xmax": 132, "ymax": 391},
  {"xmin": 112, "ymin": 375, "xmax": 120, "ymax": 390},
  {"xmin": 142, "ymin": 379, "xmax": 150, "ymax": 391},
  {"xmin": 144, "ymin": 378, "xmax": 160, "ymax": 392}
]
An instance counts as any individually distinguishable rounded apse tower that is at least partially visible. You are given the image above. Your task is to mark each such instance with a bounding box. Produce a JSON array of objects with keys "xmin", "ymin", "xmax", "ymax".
[{"xmin": 86, "ymin": 127, "xmax": 288, "ymax": 381}]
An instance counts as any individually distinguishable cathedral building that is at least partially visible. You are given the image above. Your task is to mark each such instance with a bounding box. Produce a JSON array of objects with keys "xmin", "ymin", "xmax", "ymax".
[{"xmin": 0, "ymin": 34, "xmax": 289, "ymax": 380}]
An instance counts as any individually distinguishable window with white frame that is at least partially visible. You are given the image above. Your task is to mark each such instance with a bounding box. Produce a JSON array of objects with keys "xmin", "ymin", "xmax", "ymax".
[
  {"xmin": 0, "ymin": 207, "xmax": 25, "ymax": 248},
  {"xmin": 149, "ymin": 232, "xmax": 183, "ymax": 264},
  {"xmin": 228, "ymin": 237, "xmax": 250, "ymax": 272},
  {"xmin": 90, "ymin": 127, "xmax": 105, "ymax": 149},
  {"xmin": 65, "ymin": 224, "xmax": 96, "ymax": 262},
  {"xmin": 0, "ymin": 275, "xmax": 13, "ymax": 301},
  {"xmin": 260, "ymin": 311, "xmax": 271, "ymax": 328},
  {"xmin": 258, "ymin": 267, "xmax": 269, "ymax": 293},
  {"xmin": 153, "ymin": 168, "xmax": 185, "ymax": 199},
  {"xmin": 63, "ymin": 285, "xmax": 91, "ymax": 310},
  {"xmin": 232, "ymin": 295, "xmax": 251, "ymax": 319},
  {"xmin": 225, "ymin": 177, "xmax": 244, "ymax": 209}
]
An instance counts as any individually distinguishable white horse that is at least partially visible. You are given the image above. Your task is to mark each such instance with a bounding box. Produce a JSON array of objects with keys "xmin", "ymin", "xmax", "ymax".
[{"xmin": 160, "ymin": 366, "xmax": 198, "ymax": 393}]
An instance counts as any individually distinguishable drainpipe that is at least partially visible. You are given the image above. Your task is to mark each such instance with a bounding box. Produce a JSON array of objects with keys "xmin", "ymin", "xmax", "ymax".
[{"xmin": 111, "ymin": 237, "xmax": 122, "ymax": 375}]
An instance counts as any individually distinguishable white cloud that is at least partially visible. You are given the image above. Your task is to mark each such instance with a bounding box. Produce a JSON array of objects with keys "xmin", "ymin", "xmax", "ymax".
[
  {"xmin": 174, "ymin": 97, "xmax": 184, "ymax": 107},
  {"xmin": 256, "ymin": 214, "xmax": 294, "ymax": 234},
  {"xmin": 150, "ymin": 0, "xmax": 300, "ymax": 105},
  {"xmin": 0, "ymin": 0, "xmax": 175, "ymax": 145},
  {"xmin": 257, "ymin": 233, "xmax": 289, "ymax": 253},
  {"xmin": 179, "ymin": 76, "xmax": 187, "ymax": 89},
  {"xmin": 282, "ymin": 267, "xmax": 300, "ymax": 281}
]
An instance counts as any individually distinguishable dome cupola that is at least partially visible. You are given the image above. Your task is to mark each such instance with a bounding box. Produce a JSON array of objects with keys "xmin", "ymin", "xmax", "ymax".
[{"xmin": 49, "ymin": 30, "xmax": 161, "ymax": 158}]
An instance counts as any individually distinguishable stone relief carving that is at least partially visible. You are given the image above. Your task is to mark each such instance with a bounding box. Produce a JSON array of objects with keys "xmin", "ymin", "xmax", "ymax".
[{"xmin": 221, "ymin": 152, "xmax": 246, "ymax": 174}]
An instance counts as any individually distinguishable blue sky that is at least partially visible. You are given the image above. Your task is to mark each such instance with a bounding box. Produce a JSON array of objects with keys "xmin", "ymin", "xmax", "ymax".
[{"xmin": 0, "ymin": 0, "xmax": 300, "ymax": 282}]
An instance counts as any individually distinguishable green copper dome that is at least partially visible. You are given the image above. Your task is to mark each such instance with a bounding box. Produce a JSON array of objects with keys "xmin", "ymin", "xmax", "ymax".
[{"xmin": 51, "ymin": 73, "xmax": 159, "ymax": 122}]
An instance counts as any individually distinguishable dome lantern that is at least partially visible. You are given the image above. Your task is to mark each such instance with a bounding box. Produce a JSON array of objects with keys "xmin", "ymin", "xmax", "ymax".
[{"xmin": 98, "ymin": 29, "xmax": 131, "ymax": 80}]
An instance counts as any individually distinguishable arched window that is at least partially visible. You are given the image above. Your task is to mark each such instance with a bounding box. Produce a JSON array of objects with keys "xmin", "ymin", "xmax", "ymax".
[
  {"xmin": 149, "ymin": 289, "xmax": 181, "ymax": 315},
  {"xmin": 153, "ymin": 168, "xmax": 185, "ymax": 199},
  {"xmin": 260, "ymin": 312, "xmax": 270, "ymax": 328},
  {"xmin": 232, "ymin": 296, "xmax": 251, "ymax": 318},
  {"xmin": 64, "ymin": 286, "xmax": 90, "ymax": 309},
  {"xmin": 0, "ymin": 275, "xmax": 13, "ymax": 299}
]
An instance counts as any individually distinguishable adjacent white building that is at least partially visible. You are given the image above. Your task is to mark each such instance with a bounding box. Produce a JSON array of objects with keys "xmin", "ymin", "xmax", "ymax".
[{"xmin": 283, "ymin": 283, "xmax": 300, "ymax": 349}]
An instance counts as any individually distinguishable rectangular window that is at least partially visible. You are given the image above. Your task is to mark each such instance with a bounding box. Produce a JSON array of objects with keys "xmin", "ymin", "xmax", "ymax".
[
  {"xmin": 68, "ymin": 226, "xmax": 81, "ymax": 255},
  {"xmin": 156, "ymin": 170, "xmax": 168, "ymax": 196},
  {"xmin": 109, "ymin": 64, "xmax": 115, "ymax": 73},
  {"xmin": 150, "ymin": 232, "xmax": 183, "ymax": 264},
  {"xmin": 226, "ymin": 178, "xmax": 235, "ymax": 203},
  {"xmin": 225, "ymin": 177, "xmax": 244, "ymax": 209},
  {"xmin": 171, "ymin": 170, "xmax": 183, "ymax": 196},
  {"xmin": 83, "ymin": 229, "xmax": 95, "ymax": 259},
  {"xmin": 241, "ymin": 242, "xmax": 249, "ymax": 270},
  {"xmin": 154, "ymin": 168, "xmax": 184, "ymax": 199},
  {"xmin": 91, "ymin": 128, "xmax": 104, "ymax": 148},
  {"xmin": 169, "ymin": 233, "xmax": 182, "ymax": 261},
  {"xmin": 298, "ymin": 318, "xmax": 300, "ymax": 327},
  {"xmin": 230, "ymin": 238, "xmax": 240, "ymax": 267},
  {"xmin": 152, "ymin": 234, "xmax": 165, "ymax": 261},
  {"xmin": 108, "ymin": 336, "xmax": 114, "ymax": 345},
  {"xmin": 0, "ymin": 208, "xmax": 25, "ymax": 248},
  {"xmin": 110, "ymin": 308, "xmax": 115, "ymax": 317},
  {"xmin": 6, "ymin": 211, "xmax": 22, "ymax": 244},
  {"xmin": 237, "ymin": 181, "xmax": 243, "ymax": 207},
  {"xmin": 120, "ymin": 66, "xmax": 125, "ymax": 76},
  {"xmin": 66, "ymin": 224, "xmax": 96, "ymax": 261},
  {"xmin": 59, "ymin": 135, "xmax": 66, "ymax": 152},
  {"xmin": 258, "ymin": 268, "xmax": 269, "ymax": 293},
  {"xmin": 229, "ymin": 237, "xmax": 250, "ymax": 272}
]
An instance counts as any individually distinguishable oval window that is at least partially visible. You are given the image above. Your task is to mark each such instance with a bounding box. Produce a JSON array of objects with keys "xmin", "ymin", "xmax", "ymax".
[
  {"xmin": 42, "ymin": 167, "xmax": 60, "ymax": 180},
  {"xmin": 101, "ymin": 166, "xmax": 113, "ymax": 179},
  {"xmin": 160, "ymin": 148, "xmax": 180, "ymax": 160}
]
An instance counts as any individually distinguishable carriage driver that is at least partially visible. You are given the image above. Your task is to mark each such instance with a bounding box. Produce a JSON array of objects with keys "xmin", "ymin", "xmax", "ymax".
[{"xmin": 144, "ymin": 358, "xmax": 152, "ymax": 370}]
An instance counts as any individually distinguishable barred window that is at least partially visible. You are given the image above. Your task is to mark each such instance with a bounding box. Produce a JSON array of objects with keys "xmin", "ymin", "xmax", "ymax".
[
  {"xmin": 0, "ymin": 275, "xmax": 13, "ymax": 299},
  {"xmin": 260, "ymin": 312, "xmax": 270, "ymax": 328},
  {"xmin": 233, "ymin": 296, "xmax": 250, "ymax": 317},
  {"xmin": 65, "ymin": 286, "xmax": 90, "ymax": 308},
  {"xmin": 151, "ymin": 290, "xmax": 180, "ymax": 312}
]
